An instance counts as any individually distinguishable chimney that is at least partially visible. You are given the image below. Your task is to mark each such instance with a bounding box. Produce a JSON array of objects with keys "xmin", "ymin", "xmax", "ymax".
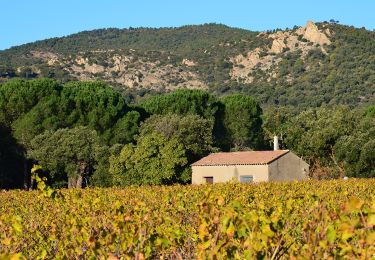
[{"xmin": 273, "ymin": 135, "xmax": 279, "ymax": 151}]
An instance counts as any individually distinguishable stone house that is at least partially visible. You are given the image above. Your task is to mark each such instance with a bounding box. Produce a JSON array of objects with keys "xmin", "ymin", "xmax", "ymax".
[{"xmin": 191, "ymin": 150, "xmax": 309, "ymax": 184}]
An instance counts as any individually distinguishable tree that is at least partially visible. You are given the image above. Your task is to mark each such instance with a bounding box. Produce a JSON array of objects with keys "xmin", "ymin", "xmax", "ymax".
[
  {"xmin": 109, "ymin": 132, "xmax": 188, "ymax": 186},
  {"xmin": 220, "ymin": 94, "xmax": 265, "ymax": 150},
  {"xmin": 12, "ymin": 81, "xmax": 141, "ymax": 147},
  {"xmin": 0, "ymin": 124, "xmax": 24, "ymax": 189},
  {"xmin": 139, "ymin": 114, "xmax": 214, "ymax": 162},
  {"xmin": 6, "ymin": 80, "xmax": 142, "ymax": 188},
  {"xmin": 12, "ymin": 97, "xmax": 61, "ymax": 150},
  {"xmin": 89, "ymin": 144, "xmax": 122, "ymax": 187},
  {"xmin": 109, "ymin": 111, "xmax": 142, "ymax": 145},
  {"xmin": 141, "ymin": 89, "xmax": 220, "ymax": 120},
  {"xmin": 0, "ymin": 78, "xmax": 60, "ymax": 125},
  {"xmin": 0, "ymin": 79, "xmax": 62, "ymax": 188},
  {"xmin": 333, "ymin": 112, "xmax": 375, "ymax": 177},
  {"xmin": 29, "ymin": 127, "xmax": 105, "ymax": 188},
  {"xmin": 58, "ymin": 81, "xmax": 130, "ymax": 134},
  {"xmin": 284, "ymin": 107, "xmax": 356, "ymax": 163},
  {"xmin": 140, "ymin": 89, "xmax": 228, "ymax": 149}
]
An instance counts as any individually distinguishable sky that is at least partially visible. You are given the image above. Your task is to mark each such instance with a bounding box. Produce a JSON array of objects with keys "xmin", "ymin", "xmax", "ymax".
[{"xmin": 1, "ymin": 0, "xmax": 374, "ymax": 50}]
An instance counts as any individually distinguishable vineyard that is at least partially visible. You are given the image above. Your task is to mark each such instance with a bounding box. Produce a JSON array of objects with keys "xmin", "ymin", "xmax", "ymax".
[{"xmin": 1, "ymin": 179, "xmax": 374, "ymax": 259}]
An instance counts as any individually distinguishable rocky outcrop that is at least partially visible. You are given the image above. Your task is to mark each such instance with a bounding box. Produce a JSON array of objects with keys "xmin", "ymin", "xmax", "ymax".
[
  {"xmin": 230, "ymin": 48, "xmax": 281, "ymax": 83},
  {"xmin": 26, "ymin": 21, "xmax": 332, "ymax": 90},
  {"xmin": 28, "ymin": 48, "xmax": 206, "ymax": 90},
  {"xmin": 269, "ymin": 21, "xmax": 331, "ymax": 55},
  {"xmin": 296, "ymin": 20, "xmax": 331, "ymax": 45},
  {"xmin": 30, "ymin": 51, "xmax": 59, "ymax": 65},
  {"xmin": 69, "ymin": 54, "xmax": 206, "ymax": 90},
  {"xmin": 181, "ymin": 58, "xmax": 196, "ymax": 66},
  {"xmin": 230, "ymin": 20, "xmax": 331, "ymax": 83}
]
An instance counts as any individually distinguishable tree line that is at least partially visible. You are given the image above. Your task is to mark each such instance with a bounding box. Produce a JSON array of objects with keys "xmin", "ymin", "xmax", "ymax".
[
  {"xmin": 0, "ymin": 79, "xmax": 373, "ymax": 189},
  {"xmin": 0, "ymin": 79, "xmax": 265, "ymax": 188}
]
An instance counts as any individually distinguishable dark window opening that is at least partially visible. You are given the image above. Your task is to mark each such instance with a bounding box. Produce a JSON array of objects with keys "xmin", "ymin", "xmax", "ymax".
[{"xmin": 204, "ymin": 177, "xmax": 213, "ymax": 184}]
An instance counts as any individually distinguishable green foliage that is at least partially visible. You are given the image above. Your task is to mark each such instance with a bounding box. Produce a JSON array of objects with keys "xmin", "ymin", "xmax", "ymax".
[
  {"xmin": 29, "ymin": 127, "xmax": 106, "ymax": 188},
  {"xmin": 11, "ymin": 80, "xmax": 141, "ymax": 150},
  {"xmin": 364, "ymin": 105, "xmax": 375, "ymax": 118},
  {"xmin": 284, "ymin": 107, "xmax": 356, "ymax": 160},
  {"xmin": 220, "ymin": 94, "xmax": 265, "ymax": 150},
  {"xmin": 12, "ymin": 97, "xmax": 61, "ymax": 150},
  {"xmin": 58, "ymin": 82, "xmax": 125, "ymax": 129},
  {"xmin": 109, "ymin": 111, "xmax": 142, "ymax": 145},
  {"xmin": 262, "ymin": 106, "xmax": 299, "ymax": 139},
  {"xmin": 141, "ymin": 89, "xmax": 220, "ymax": 120},
  {"xmin": 139, "ymin": 114, "xmax": 214, "ymax": 161},
  {"xmin": 264, "ymin": 106, "xmax": 375, "ymax": 178},
  {"xmin": 0, "ymin": 78, "xmax": 60, "ymax": 125},
  {"xmin": 333, "ymin": 114, "xmax": 375, "ymax": 177},
  {"xmin": 0, "ymin": 24, "xmax": 257, "ymax": 56},
  {"xmin": 0, "ymin": 77, "xmax": 373, "ymax": 188},
  {"xmin": 89, "ymin": 144, "xmax": 122, "ymax": 187},
  {"xmin": 109, "ymin": 132, "xmax": 188, "ymax": 185}
]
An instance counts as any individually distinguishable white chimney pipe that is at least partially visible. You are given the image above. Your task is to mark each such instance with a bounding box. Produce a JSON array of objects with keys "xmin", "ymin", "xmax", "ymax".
[{"xmin": 273, "ymin": 136, "xmax": 279, "ymax": 151}]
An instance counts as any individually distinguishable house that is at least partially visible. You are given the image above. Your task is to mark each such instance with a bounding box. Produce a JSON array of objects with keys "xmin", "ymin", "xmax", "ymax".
[{"xmin": 191, "ymin": 149, "xmax": 309, "ymax": 184}]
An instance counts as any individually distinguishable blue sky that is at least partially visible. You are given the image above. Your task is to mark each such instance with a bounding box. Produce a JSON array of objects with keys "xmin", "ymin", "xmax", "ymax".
[{"xmin": 1, "ymin": 0, "xmax": 374, "ymax": 50}]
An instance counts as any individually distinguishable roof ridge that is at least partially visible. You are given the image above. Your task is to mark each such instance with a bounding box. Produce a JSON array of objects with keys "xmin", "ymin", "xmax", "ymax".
[{"xmin": 192, "ymin": 150, "xmax": 290, "ymax": 166}]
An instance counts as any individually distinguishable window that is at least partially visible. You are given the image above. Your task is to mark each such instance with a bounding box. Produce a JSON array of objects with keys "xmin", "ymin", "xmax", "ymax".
[
  {"xmin": 204, "ymin": 177, "xmax": 213, "ymax": 184},
  {"xmin": 240, "ymin": 175, "xmax": 253, "ymax": 183}
]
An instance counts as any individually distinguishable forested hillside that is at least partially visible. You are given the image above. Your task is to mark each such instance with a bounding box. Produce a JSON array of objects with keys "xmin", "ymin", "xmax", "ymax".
[{"xmin": 0, "ymin": 21, "xmax": 374, "ymax": 107}]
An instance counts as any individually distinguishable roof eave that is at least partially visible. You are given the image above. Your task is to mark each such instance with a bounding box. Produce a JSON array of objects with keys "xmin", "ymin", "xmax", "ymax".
[{"xmin": 191, "ymin": 163, "xmax": 269, "ymax": 167}]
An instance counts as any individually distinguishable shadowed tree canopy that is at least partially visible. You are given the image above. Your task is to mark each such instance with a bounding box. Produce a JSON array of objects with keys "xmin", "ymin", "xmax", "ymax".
[
  {"xmin": 0, "ymin": 124, "xmax": 24, "ymax": 189},
  {"xmin": 220, "ymin": 94, "xmax": 265, "ymax": 151}
]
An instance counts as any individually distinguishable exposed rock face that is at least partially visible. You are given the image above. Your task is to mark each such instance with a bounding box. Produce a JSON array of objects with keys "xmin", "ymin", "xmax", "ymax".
[
  {"xmin": 27, "ymin": 21, "xmax": 331, "ymax": 90},
  {"xmin": 230, "ymin": 20, "xmax": 331, "ymax": 83},
  {"xmin": 270, "ymin": 34, "xmax": 286, "ymax": 54},
  {"xmin": 30, "ymin": 51, "xmax": 59, "ymax": 65},
  {"xmin": 181, "ymin": 58, "xmax": 196, "ymax": 66},
  {"xmin": 28, "ymin": 48, "xmax": 207, "ymax": 90},
  {"xmin": 230, "ymin": 48, "xmax": 281, "ymax": 83},
  {"xmin": 42, "ymin": 53, "xmax": 206, "ymax": 90},
  {"xmin": 269, "ymin": 21, "xmax": 331, "ymax": 55},
  {"xmin": 297, "ymin": 20, "xmax": 331, "ymax": 45}
]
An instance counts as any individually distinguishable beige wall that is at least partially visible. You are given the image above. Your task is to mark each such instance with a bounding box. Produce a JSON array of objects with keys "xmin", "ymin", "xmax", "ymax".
[
  {"xmin": 192, "ymin": 151, "xmax": 309, "ymax": 184},
  {"xmin": 268, "ymin": 152, "xmax": 309, "ymax": 181},
  {"xmin": 191, "ymin": 164, "xmax": 269, "ymax": 184}
]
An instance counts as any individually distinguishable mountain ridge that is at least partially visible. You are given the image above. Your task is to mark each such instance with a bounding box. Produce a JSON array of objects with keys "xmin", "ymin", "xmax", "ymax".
[{"xmin": 1, "ymin": 21, "xmax": 374, "ymax": 108}]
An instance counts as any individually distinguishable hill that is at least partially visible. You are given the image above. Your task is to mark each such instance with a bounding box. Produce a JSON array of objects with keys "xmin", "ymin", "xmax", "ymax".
[{"xmin": 0, "ymin": 21, "xmax": 374, "ymax": 107}]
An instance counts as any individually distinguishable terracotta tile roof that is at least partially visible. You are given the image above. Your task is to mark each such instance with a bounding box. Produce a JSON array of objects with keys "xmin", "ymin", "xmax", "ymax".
[{"xmin": 191, "ymin": 150, "xmax": 289, "ymax": 166}]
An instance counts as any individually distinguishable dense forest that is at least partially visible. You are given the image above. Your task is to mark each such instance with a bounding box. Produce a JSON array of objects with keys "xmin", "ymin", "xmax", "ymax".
[
  {"xmin": 0, "ymin": 22, "xmax": 374, "ymax": 108},
  {"xmin": 0, "ymin": 79, "xmax": 373, "ymax": 189}
]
